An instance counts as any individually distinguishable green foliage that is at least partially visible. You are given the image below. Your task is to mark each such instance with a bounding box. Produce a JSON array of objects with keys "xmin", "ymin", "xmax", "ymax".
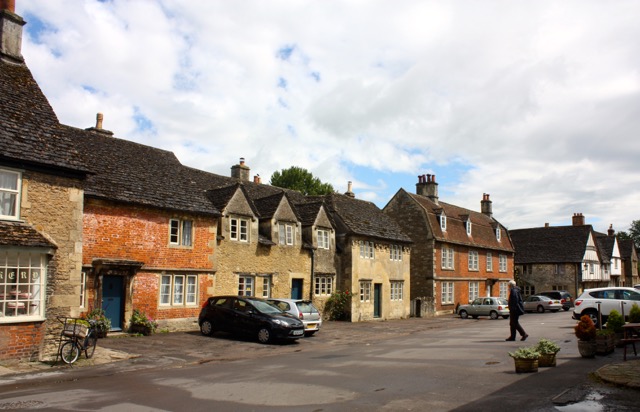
[
  {"xmin": 324, "ymin": 290, "xmax": 351, "ymax": 321},
  {"xmin": 130, "ymin": 309, "xmax": 158, "ymax": 333},
  {"xmin": 83, "ymin": 308, "xmax": 111, "ymax": 334},
  {"xmin": 617, "ymin": 220, "xmax": 640, "ymax": 249},
  {"xmin": 535, "ymin": 338, "xmax": 560, "ymax": 355},
  {"xmin": 509, "ymin": 346, "xmax": 540, "ymax": 359},
  {"xmin": 575, "ymin": 315, "xmax": 596, "ymax": 341},
  {"xmin": 270, "ymin": 166, "xmax": 335, "ymax": 196},
  {"xmin": 596, "ymin": 328, "xmax": 614, "ymax": 336},
  {"xmin": 629, "ymin": 303, "xmax": 640, "ymax": 324},
  {"xmin": 606, "ymin": 309, "xmax": 625, "ymax": 333}
]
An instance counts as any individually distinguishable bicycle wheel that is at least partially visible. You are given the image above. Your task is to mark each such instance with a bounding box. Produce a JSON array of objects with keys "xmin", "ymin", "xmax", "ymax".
[
  {"xmin": 60, "ymin": 341, "xmax": 80, "ymax": 364},
  {"xmin": 85, "ymin": 334, "xmax": 97, "ymax": 359}
]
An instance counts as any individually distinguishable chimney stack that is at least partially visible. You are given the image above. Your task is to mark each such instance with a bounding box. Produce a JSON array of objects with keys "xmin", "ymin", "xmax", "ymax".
[
  {"xmin": 572, "ymin": 213, "xmax": 585, "ymax": 226},
  {"xmin": 481, "ymin": 193, "xmax": 493, "ymax": 218},
  {"xmin": 230, "ymin": 157, "xmax": 250, "ymax": 181},
  {"xmin": 85, "ymin": 112, "xmax": 113, "ymax": 135},
  {"xmin": 344, "ymin": 181, "xmax": 355, "ymax": 198},
  {"xmin": 608, "ymin": 224, "xmax": 615, "ymax": 237},
  {"xmin": 416, "ymin": 174, "xmax": 438, "ymax": 204},
  {"xmin": 253, "ymin": 174, "xmax": 261, "ymax": 184},
  {"xmin": 0, "ymin": 0, "xmax": 25, "ymax": 64}
]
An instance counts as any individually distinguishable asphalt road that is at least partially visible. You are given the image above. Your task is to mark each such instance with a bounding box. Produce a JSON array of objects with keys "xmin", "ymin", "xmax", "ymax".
[{"xmin": 0, "ymin": 311, "xmax": 637, "ymax": 411}]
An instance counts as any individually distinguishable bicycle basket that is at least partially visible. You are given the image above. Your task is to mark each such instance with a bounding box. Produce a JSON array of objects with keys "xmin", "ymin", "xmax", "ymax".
[{"xmin": 63, "ymin": 323, "xmax": 89, "ymax": 338}]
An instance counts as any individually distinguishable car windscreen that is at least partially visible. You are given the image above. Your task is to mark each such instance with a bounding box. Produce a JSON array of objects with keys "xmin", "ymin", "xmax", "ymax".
[
  {"xmin": 296, "ymin": 302, "xmax": 318, "ymax": 314},
  {"xmin": 497, "ymin": 298, "xmax": 508, "ymax": 305},
  {"xmin": 250, "ymin": 300, "xmax": 284, "ymax": 315}
]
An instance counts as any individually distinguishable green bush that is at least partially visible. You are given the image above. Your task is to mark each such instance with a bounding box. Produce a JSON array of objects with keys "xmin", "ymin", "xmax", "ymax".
[
  {"xmin": 535, "ymin": 338, "xmax": 560, "ymax": 354},
  {"xmin": 574, "ymin": 315, "xmax": 596, "ymax": 341},
  {"xmin": 509, "ymin": 346, "xmax": 540, "ymax": 359},
  {"xmin": 83, "ymin": 308, "xmax": 111, "ymax": 336},
  {"xmin": 629, "ymin": 303, "xmax": 640, "ymax": 324},
  {"xmin": 324, "ymin": 290, "xmax": 351, "ymax": 321},
  {"xmin": 130, "ymin": 309, "xmax": 158, "ymax": 333},
  {"xmin": 606, "ymin": 309, "xmax": 624, "ymax": 333}
]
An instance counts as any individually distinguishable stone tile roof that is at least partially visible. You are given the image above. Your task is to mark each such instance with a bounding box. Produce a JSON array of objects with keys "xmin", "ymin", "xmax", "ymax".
[
  {"xmin": 0, "ymin": 221, "xmax": 57, "ymax": 248},
  {"xmin": 0, "ymin": 60, "xmax": 88, "ymax": 174},
  {"xmin": 406, "ymin": 192, "xmax": 514, "ymax": 252},
  {"xmin": 294, "ymin": 201, "xmax": 331, "ymax": 227},
  {"xmin": 509, "ymin": 225, "xmax": 593, "ymax": 264},
  {"xmin": 318, "ymin": 193, "xmax": 412, "ymax": 243},
  {"xmin": 595, "ymin": 234, "xmax": 615, "ymax": 264},
  {"xmin": 253, "ymin": 192, "xmax": 289, "ymax": 220},
  {"xmin": 618, "ymin": 239, "xmax": 637, "ymax": 260},
  {"xmin": 66, "ymin": 126, "xmax": 220, "ymax": 216}
]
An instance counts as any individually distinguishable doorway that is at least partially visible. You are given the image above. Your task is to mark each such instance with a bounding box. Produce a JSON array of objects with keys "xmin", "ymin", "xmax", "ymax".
[
  {"xmin": 374, "ymin": 283, "xmax": 382, "ymax": 318},
  {"xmin": 102, "ymin": 275, "xmax": 124, "ymax": 331},
  {"xmin": 291, "ymin": 279, "xmax": 303, "ymax": 300}
]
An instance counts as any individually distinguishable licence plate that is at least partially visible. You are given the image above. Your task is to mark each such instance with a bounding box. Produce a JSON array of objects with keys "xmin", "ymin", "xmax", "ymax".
[
  {"xmin": 305, "ymin": 323, "xmax": 317, "ymax": 330},
  {"xmin": 292, "ymin": 329, "xmax": 304, "ymax": 336}
]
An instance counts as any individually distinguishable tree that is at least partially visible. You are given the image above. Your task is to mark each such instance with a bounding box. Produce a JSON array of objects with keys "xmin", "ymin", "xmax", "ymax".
[
  {"xmin": 617, "ymin": 220, "xmax": 640, "ymax": 249},
  {"xmin": 269, "ymin": 166, "xmax": 335, "ymax": 196}
]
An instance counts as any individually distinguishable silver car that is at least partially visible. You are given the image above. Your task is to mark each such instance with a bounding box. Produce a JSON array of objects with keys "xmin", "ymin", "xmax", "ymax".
[
  {"xmin": 523, "ymin": 295, "xmax": 562, "ymax": 313},
  {"xmin": 267, "ymin": 298, "xmax": 323, "ymax": 336},
  {"xmin": 457, "ymin": 297, "xmax": 510, "ymax": 320}
]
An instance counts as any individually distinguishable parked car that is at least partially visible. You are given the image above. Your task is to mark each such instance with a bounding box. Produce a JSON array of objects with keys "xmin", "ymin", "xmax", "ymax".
[
  {"xmin": 634, "ymin": 284, "xmax": 640, "ymax": 290},
  {"xmin": 573, "ymin": 287, "xmax": 640, "ymax": 326},
  {"xmin": 198, "ymin": 296, "xmax": 305, "ymax": 343},
  {"xmin": 537, "ymin": 290, "xmax": 573, "ymax": 311},
  {"xmin": 457, "ymin": 297, "xmax": 510, "ymax": 320},
  {"xmin": 523, "ymin": 295, "xmax": 562, "ymax": 313},
  {"xmin": 267, "ymin": 298, "xmax": 322, "ymax": 336}
]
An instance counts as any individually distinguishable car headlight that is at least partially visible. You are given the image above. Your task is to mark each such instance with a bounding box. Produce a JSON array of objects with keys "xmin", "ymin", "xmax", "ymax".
[{"xmin": 272, "ymin": 319, "xmax": 285, "ymax": 326}]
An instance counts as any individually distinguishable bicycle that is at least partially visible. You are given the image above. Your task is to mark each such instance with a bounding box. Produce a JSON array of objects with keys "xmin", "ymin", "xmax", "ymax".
[{"xmin": 56, "ymin": 317, "xmax": 98, "ymax": 365}]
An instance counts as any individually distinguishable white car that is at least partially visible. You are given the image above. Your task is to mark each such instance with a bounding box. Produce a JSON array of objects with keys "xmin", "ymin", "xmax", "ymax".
[
  {"xmin": 573, "ymin": 287, "xmax": 640, "ymax": 326},
  {"xmin": 267, "ymin": 298, "xmax": 323, "ymax": 336}
]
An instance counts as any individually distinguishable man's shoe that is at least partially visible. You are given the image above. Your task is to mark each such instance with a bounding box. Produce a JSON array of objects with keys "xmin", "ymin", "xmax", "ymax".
[
  {"xmin": 520, "ymin": 334, "xmax": 529, "ymax": 341},
  {"xmin": 505, "ymin": 337, "xmax": 515, "ymax": 341}
]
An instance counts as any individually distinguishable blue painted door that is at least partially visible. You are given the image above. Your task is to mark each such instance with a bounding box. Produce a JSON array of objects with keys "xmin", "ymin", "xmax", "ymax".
[
  {"xmin": 291, "ymin": 279, "xmax": 303, "ymax": 300},
  {"xmin": 102, "ymin": 275, "xmax": 123, "ymax": 331}
]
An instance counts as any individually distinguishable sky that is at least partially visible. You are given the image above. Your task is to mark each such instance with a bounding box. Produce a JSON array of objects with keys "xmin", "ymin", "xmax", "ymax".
[{"xmin": 15, "ymin": 0, "xmax": 640, "ymax": 233}]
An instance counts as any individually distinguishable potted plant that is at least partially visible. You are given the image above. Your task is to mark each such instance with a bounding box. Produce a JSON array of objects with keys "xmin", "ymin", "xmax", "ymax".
[
  {"xmin": 606, "ymin": 309, "xmax": 625, "ymax": 347},
  {"xmin": 129, "ymin": 309, "xmax": 158, "ymax": 336},
  {"xmin": 629, "ymin": 303, "xmax": 640, "ymax": 323},
  {"xmin": 508, "ymin": 346, "xmax": 540, "ymax": 373},
  {"xmin": 595, "ymin": 329, "xmax": 615, "ymax": 354},
  {"xmin": 83, "ymin": 308, "xmax": 111, "ymax": 338},
  {"xmin": 534, "ymin": 338, "xmax": 561, "ymax": 367},
  {"xmin": 574, "ymin": 315, "xmax": 597, "ymax": 358}
]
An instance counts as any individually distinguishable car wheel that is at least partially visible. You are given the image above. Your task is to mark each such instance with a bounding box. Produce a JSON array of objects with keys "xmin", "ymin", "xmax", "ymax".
[
  {"xmin": 459, "ymin": 310, "xmax": 468, "ymax": 319},
  {"xmin": 537, "ymin": 305, "xmax": 545, "ymax": 313},
  {"xmin": 490, "ymin": 311, "xmax": 499, "ymax": 320},
  {"xmin": 200, "ymin": 320, "xmax": 214, "ymax": 336},
  {"xmin": 257, "ymin": 327, "xmax": 271, "ymax": 344},
  {"xmin": 584, "ymin": 310, "xmax": 599, "ymax": 327}
]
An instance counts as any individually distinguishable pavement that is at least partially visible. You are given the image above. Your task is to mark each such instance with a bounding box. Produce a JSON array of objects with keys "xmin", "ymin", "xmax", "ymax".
[{"xmin": 1, "ymin": 316, "xmax": 639, "ymax": 391}]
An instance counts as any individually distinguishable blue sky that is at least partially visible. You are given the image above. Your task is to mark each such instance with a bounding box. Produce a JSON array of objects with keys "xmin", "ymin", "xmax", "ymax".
[{"xmin": 16, "ymin": 0, "xmax": 640, "ymax": 232}]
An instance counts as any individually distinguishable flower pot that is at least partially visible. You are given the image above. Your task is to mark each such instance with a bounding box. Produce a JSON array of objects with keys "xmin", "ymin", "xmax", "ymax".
[
  {"xmin": 538, "ymin": 353, "xmax": 557, "ymax": 367},
  {"xmin": 596, "ymin": 334, "xmax": 615, "ymax": 355},
  {"xmin": 578, "ymin": 340, "xmax": 597, "ymax": 358},
  {"xmin": 513, "ymin": 358, "xmax": 538, "ymax": 373},
  {"xmin": 130, "ymin": 324, "xmax": 152, "ymax": 336}
]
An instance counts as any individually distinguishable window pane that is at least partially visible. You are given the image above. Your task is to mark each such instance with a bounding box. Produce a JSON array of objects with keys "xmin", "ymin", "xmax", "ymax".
[
  {"xmin": 169, "ymin": 220, "xmax": 179, "ymax": 244},
  {"xmin": 173, "ymin": 276, "xmax": 184, "ymax": 304},
  {"xmin": 182, "ymin": 220, "xmax": 193, "ymax": 246},
  {"xmin": 186, "ymin": 276, "xmax": 197, "ymax": 304},
  {"xmin": 240, "ymin": 220, "xmax": 248, "ymax": 241},
  {"xmin": 0, "ymin": 251, "xmax": 46, "ymax": 320},
  {"xmin": 160, "ymin": 275, "xmax": 171, "ymax": 305}
]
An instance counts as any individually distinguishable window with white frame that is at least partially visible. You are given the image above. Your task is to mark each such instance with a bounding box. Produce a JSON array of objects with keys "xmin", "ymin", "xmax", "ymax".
[
  {"xmin": 522, "ymin": 284, "xmax": 535, "ymax": 297},
  {"xmin": 554, "ymin": 264, "xmax": 566, "ymax": 275},
  {"xmin": 317, "ymin": 229, "xmax": 330, "ymax": 249},
  {"xmin": 169, "ymin": 219, "xmax": 193, "ymax": 246},
  {"xmin": 230, "ymin": 217, "xmax": 249, "ymax": 242},
  {"xmin": 440, "ymin": 214, "xmax": 447, "ymax": 231},
  {"xmin": 360, "ymin": 241, "xmax": 375, "ymax": 259},
  {"xmin": 496, "ymin": 228, "xmax": 501, "ymax": 241},
  {"xmin": 486, "ymin": 252, "xmax": 493, "ymax": 272},
  {"xmin": 278, "ymin": 222, "xmax": 294, "ymax": 245},
  {"xmin": 160, "ymin": 274, "xmax": 198, "ymax": 306},
  {"xmin": 261, "ymin": 276, "xmax": 271, "ymax": 298},
  {"xmin": 390, "ymin": 281, "xmax": 404, "ymax": 301},
  {"xmin": 314, "ymin": 275, "xmax": 333, "ymax": 296},
  {"xmin": 390, "ymin": 244, "xmax": 402, "ymax": 261},
  {"xmin": 468, "ymin": 250, "xmax": 479, "ymax": 271},
  {"xmin": 359, "ymin": 280, "xmax": 372, "ymax": 302},
  {"xmin": 442, "ymin": 247, "xmax": 454, "ymax": 269},
  {"xmin": 469, "ymin": 281, "xmax": 479, "ymax": 302},
  {"xmin": 441, "ymin": 282, "xmax": 454, "ymax": 304},
  {"xmin": 80, "ymin": 271, "xmax": 86, "ymax": 308},
  {"xmin": 499, "ymin": 254, "xmax": 507, "ymax": 272},
  {"xmin": 0, "ymin": 169, "xmax": 21, "ymax": 220},
  {"xmin": 500, "ymin": 282, "xmax": 509, "ymax": 299},
  {"xmin": 466, "ymin": 220, "xmax": 472, "ymax": 236},
  {"xmin": 0, "ymin": 251, "xmax": 46, "ymax": 322},
  {"xmin": 238, "ymin": 275, "xmax": 254, "ymax": 296}
]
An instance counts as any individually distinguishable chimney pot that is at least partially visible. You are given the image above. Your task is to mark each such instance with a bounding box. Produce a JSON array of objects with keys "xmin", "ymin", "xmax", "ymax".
[
  {"xmin": 96, "ymin": 113, "xmax": 103, "ymax": 129},
  {"xmin": 1, "ymin": 0, "xmax": 15, "ymax": 12}
]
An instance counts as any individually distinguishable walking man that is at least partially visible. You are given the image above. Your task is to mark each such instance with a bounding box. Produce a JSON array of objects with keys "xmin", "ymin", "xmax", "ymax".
[{"xmin": 506, "ymin": 280, "xmax": 528, "ymax": 341}]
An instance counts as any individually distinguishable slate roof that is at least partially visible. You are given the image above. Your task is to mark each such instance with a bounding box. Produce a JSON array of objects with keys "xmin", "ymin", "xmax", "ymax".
[
  {"xmin": 318, "ymin": 193, "xmax": 412, "ymax": 243},
  {"xmin": 595, "ymin": 234, "xmax": 615, "ymax": 264},
  {"xmin": 66, "ymin": 126, "xmax": 220, "ymax": 216},
  {"xmin": 0, "ymin": 59, "xmax": 88, "ymax": 175},
  {"xmin": 618, "ymin": 239, "xmax": 637, "ymax": 260},
  {"xmin": 509, "ymin": 225, "xmax": 593, "ymax": 264},
  {"xmin": 0, "ymin": 221, "xmax": 57, "ymax": 248},
  {"xmin": 405, "ymin": 191, "xmax": 514, "ymax": 252},
  {"xmin": 294, "ymin": 201, "xmax": 332, "ymax": 227}
]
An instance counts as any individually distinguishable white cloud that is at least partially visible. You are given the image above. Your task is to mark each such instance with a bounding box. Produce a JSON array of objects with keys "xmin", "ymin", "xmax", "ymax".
[{"xmin": 17, "ymin": 0, "xmax": 640, "ymax": 233}]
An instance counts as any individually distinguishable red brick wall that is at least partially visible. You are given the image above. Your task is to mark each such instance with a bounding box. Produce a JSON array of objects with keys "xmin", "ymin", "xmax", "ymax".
[{"xmin": 0, "ymin": 321, "xmax": 45, "ymax": 360}]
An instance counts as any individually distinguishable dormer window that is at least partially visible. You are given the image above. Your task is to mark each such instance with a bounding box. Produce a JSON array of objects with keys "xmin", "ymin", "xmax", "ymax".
[
  {"xmin": 439, "ymin": 213, "xmax": 447, "ymax": 231},
  {"xmin": 495, "ymin": 227, "xmax": 501, "ymax": 241},
  {"xmin": 466, "ymin": 220, "xmax": 472, "ymax": 236},
  {"xmin": 0, "ymin": 168, "xmax": 21, "ymax": 220},
  {"xmin": 230, "ymin": 217, "xmax": 249, "ymax": 242},
  {"xmin": 317, "ymin": 229, "xmax": 330, "ymax": 249},
  {"xmin": 278, "ymin": 222, "xmax": 295, "ymax": 245}
]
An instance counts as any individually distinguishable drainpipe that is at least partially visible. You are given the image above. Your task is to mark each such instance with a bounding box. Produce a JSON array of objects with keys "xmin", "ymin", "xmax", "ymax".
[{"xmin": 309, "ymin": 247, "xmax": 315, "ymax": 301}]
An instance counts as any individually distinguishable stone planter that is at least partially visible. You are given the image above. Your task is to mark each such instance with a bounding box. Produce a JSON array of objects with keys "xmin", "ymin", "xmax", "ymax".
[
  {"xmin": 596, "ymin": 334, "xmax": 615, "ymax": 355},
  {"xmin": 513, "ymin": 358, "xmax": 539, "ymax": 373},
  {"xmin": 578, "ymin": 340, "xmax": 597, "ymax": 358},
  {"xmin": 538, "ymin": 352, "xmax": 557, "ymax": 367}
]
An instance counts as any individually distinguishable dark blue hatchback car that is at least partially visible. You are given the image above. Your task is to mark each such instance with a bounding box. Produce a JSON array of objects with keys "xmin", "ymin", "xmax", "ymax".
[{"xmin": 198, "ymin": 296, "xmax": 305, "ymax": 343}]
